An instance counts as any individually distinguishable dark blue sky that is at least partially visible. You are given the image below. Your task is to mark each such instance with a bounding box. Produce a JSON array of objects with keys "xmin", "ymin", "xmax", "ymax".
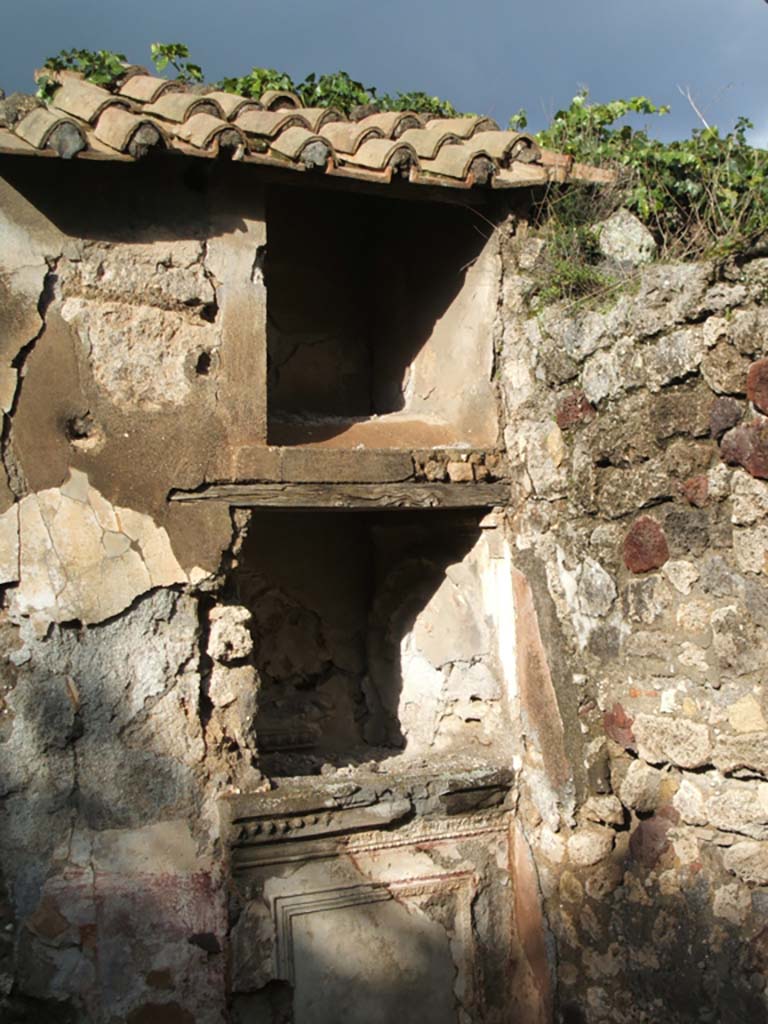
[{"xmin": 3, "ymin": 0, "xmax": 768, "ymax": 142}]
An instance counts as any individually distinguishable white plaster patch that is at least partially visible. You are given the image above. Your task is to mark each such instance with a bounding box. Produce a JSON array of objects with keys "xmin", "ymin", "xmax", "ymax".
[
  {"xmin": 446, "ymin": 661, "xmax": 500, "ymax": 701},
  {"xmin": 394, "ymin": 531, "xmax": 514, "ymax": 756},
  {"xmin": 0, "ymin": 503, "xmax": 20, "ymax": 582},
  {"xmin": 398, "ymin": 635, "xmax": 444, "ymax": 749},
  {"xmin": 7, "ymin": 469, "xmax": 187, "ymax": 629}
]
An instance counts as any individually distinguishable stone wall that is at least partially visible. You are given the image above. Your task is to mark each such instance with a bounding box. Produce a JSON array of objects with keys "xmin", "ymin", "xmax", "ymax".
[
  {"xmin": 2, "ymin": 149, "xmax": 768, "ymax": 1024},
  {"xmin": 500, "ymin": 223, "xmax": 768, "ymax": 1023}
]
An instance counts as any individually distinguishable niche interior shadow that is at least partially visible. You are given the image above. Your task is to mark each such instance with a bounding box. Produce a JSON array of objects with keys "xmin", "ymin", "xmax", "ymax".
[
  {"xmin": 265, "ymin": 183, "xmax": 494, "ymax": 445},
  {"xmin": 225, "ymin": 508, "xmax": 484, "ymax": 777}
]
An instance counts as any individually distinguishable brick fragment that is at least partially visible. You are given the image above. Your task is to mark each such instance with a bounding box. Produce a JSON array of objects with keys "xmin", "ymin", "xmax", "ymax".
[
  {"xmin": 603, "ymin": 702, "xmax": 635, "ymax": 750},
  {"xmin": 720, "ymin": 423, "xmax": 768, "ymax": 480},
  {"xmin": 622, "ymin": 516, "xmax": 670, "ymax": 573},
  {"xmin": 681, "ymin": 475, "xmax": 709, "ymax": 508},
  {"xmin": 446, "ymin": 461, "xmax": 474, "ymax": 483},
  {"xmin": 556, "ymin": 389, "xmax": 596, "ymax": 430},
  {"xmin": 747, "ymin": 357, "xmax": 768, "ymax": 414}
]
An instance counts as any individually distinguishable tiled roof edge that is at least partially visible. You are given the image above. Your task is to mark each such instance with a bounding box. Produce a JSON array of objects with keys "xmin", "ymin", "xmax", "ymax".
[{"xmin": 0, "ymin": 81, "xmax": 615, "ymax": 191}]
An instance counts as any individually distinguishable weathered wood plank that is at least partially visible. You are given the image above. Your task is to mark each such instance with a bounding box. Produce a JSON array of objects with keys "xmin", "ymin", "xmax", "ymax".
[{"xmin": 170, "ymin": 482, "xmax": 509, "ymax": 509}]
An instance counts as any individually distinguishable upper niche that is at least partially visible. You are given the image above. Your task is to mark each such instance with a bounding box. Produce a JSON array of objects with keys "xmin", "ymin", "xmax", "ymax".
[{"xmin": 265, "ymin": 184, "xmax": 500, "ymax": 449}]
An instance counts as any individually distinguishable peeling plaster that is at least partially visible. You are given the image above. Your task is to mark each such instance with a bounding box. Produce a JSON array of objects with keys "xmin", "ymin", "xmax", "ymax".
[
  {"xmin": 57, "ymin": 242, "xmax": 220, "ymax": 412},
  {"xmin": 0, "ymin": 468, "xmax": 187, "ymax": 629}
]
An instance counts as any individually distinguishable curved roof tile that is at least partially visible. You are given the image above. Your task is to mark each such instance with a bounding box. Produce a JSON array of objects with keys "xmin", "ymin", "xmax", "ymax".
[
  {"xmin": 144, "ymin": 92, "xmax": 224, "ymax": 123},
  {"xmin": 117, "ymin": 74, "xmax": 182, "ymax": 104},
  {"xmin": 51, "ymin": 78, "xmax": 132, "ymax": 123},
  {"xmin": 259, "ymin": 89, "xmax": 303, "ymax": 111}
]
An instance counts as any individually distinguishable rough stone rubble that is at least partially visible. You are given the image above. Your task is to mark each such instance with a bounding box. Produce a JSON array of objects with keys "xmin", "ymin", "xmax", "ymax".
[{"xmin": 502, "ymin": 224, "xmax": 768, "ymax": 1023}]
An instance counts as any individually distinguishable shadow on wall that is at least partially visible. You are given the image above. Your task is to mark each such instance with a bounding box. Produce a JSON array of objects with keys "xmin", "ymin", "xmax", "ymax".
[
  {"xmin": 265, "ymin": 184, "xmax": 494, "ymax": 435},
  {"xmin": 231, "ymin": 902, "xmax": 461, "ymax": 1024},
  {"xmin": 0, "ymin": 155, "xmax": 256, "ymax": 245},
  {"xmin": 225, "ymin": 508, "xmax": 498, "ymax": 776},
  {"xmin": 0, "ymin": 589, "xmax": 227, "ymax": 1023},
  {"xmin": 553, "ymin": 830, "xmax": 767, "ymax": 1024}
]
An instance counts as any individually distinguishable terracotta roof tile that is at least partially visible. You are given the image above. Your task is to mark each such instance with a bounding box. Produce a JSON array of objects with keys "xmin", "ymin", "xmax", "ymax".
[
  {"xmin": 50, "ymin": 78, "xmax": 131, "ymax": 123},
  {"xmin": 297, "ymin": 107, "xmax": 345, "ymax": 131},
  {"xmin": 0, "ymin": 75, "xmax": 613, "ymax": 190},
  {"xmin": 421, "ymin": 146, "xmax": 495, "ymax": 184},
  {"xmin": 356, "ymin": 112, "xmax": 422, "ymax": 139},
  {"xmin": 144, "ymin": 92, "xmax": 224, "ymax": 123},
  {"xmin": 93, "ymin": 107, "xmax": 167, "ymax": 156},
  {"xmin": 269, "ymin": 126, "xmax": 332, "ymax": 168},
  {"xmin": 318, "ymin": 121, "xmax": 384, "ymax": 154},
  {"xmin": 234, "ymin": 108, "xmax": 309, "ymax": 138},
  {"xmin": 342, "ymin": 137, "xmax": 418, "ymax": 172},
  {"xmin": 259, "ymin": 89, "xmax": 302, "ymax": 111},
  {"xmin": 469, "ymin": 130, "xmax": 540, "ymax": 166},
  {"xmin": 117, "ymin": 74, "xmax": 182, "ymax": 104},
  {"xmin": 398, "ymin": 127, "xmax": 462, "ymax": 159},
  {"xmin": 424, "ymin": 115, "xmax": 499, "ymax": 138},
  {"xmin": 13, "ymin": 107, "xmax": 86, "ymax": 158},
  {"xmin": 173, "ymin": 113, "xmax": 246, "ymax": 153},
  {"xmin": 0, "ymin": 130, "xmax": 37, "ymax": 155},
  {"xmin": 203, "ymin": 90, "xmax": 262, "ymax": 121}
]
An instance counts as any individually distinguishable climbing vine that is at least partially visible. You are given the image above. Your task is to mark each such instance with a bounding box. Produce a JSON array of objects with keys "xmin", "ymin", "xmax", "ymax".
[{"xmin": 520, "ymin": 90, "xmax": 768, "ymax": 262}]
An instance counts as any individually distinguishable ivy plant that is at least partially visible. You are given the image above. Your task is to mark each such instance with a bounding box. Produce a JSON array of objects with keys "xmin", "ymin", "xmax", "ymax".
[
  {"xmin": 217, "ymin": 65, "xmax": 462, "ymax": 117},
  {"xmin": 524, "ymin": 90, "xmax": 768, "ymax": 260},
  {"xmin": 378, "ymin": 91, "xmax": 459, "ymax": 118},
  {"xmin": 150, "ymin": 42, "xmax": 203, "ymax": 84},
  {"xmin": 219, "ymin": 66, "xmax": 296, "ymax": 99},
  {"xmin": 298, "ymin": 71, "xmax": 373, "ymax": 111},
  {"xmin": 37, "ymin": 48, "xmax": 128, "ymax": 99}
]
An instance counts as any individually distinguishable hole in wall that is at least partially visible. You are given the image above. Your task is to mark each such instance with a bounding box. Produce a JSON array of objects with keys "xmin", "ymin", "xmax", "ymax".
[
  {"xmin": 265, "ymin": 184, "xmax": 499, "ymax": 448},
  {"xmin": 195, "ymin": 350, "xmax": 213, "ymax": 375},
  {"xmin": 224, "ymin": 508, "xmax": 510, "ymax": 777},
  {"xmin": 64, "ymin": 411, "xmax": 104, "ymax": 451}
]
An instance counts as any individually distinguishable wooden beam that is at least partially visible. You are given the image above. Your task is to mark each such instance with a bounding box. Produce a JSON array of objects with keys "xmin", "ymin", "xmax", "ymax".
[{"xmin": 170, "ymin": 481, "xmax": 509, "ymax": 510}]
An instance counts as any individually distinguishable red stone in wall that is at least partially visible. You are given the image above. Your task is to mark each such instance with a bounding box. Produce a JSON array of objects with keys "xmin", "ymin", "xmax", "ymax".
[
  {"xmin": 622, "ymin": 516, "xmax": 670, "ymax": 573},
  {"xmin": 747, "ymin": 357, "xmax": 768, "ymax": 414}
]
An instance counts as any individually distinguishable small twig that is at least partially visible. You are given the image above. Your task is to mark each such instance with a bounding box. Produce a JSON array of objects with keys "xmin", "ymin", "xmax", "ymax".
[{"xmin": 677, "ymin": 84, "xmax": 710, "ymax": 130}]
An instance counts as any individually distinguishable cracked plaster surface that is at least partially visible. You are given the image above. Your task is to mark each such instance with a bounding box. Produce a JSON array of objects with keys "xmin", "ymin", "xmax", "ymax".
[
  {"xmin": 0, "ymin": 209, "xmax": 51, "ymax": 415},
  {"xmin": 58, "ymin": 241, "xmax": 220, "ymax": 412},
  {"xmin": 0, "ymin": 468, "xmax": 187, "ymax": 629}
]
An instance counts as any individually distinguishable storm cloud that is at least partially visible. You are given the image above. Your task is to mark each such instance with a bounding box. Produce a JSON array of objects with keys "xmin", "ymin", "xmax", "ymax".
[{"xmin": 3, "ymin": 0, "xmax": 767, "ymax": 141}]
